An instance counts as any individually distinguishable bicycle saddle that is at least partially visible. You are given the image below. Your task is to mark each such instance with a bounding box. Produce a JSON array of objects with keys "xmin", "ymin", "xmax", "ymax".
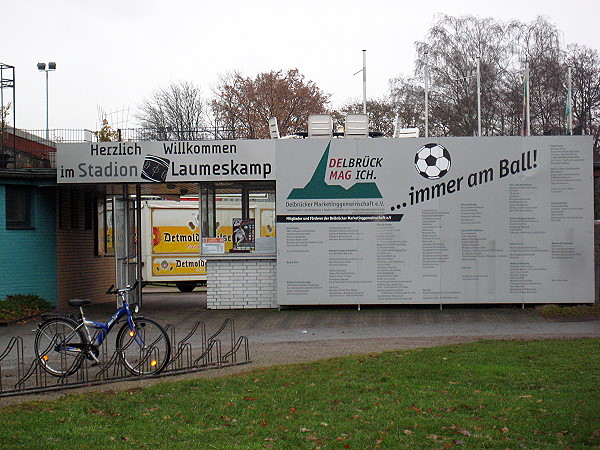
[{"xmin": 69, "ymin": 299, "xmax": 93, "ymax": 307}]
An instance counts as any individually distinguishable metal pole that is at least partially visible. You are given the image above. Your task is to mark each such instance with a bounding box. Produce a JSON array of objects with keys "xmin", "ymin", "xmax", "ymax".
[
  {"xmin": 45, "ymin": 70, "xmax": 49, "ymax": 140},
  {"xmin": 362, "ymin": 49, "xmax": 367, "ymax": 114},
  {"xmin": 477, "ymin": 55, "xmax": 481, "ymax": 137},
  {"xmin": 526, "ymin": 62, "xmax": 530, "ymax": 136},
  {"xmin": 424, "ymin": 51, "xmax": 429, "ymax": 138},
  {"xmin": 567, "ymin": 66, "xmax": 573, "ymax": 135},
  {"xmin": 135, "ymin": 183, "xmax": 143, "ymax": 307}
]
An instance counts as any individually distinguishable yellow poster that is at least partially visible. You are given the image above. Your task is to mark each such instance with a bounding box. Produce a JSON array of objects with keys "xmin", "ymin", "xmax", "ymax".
[
  {"xmin": 152, "ymin": 257, "xmax": 206, "ymax": 276},
  {"xmin": 152, "ymin": 226, "xmax": 200, "ymax": 253}
]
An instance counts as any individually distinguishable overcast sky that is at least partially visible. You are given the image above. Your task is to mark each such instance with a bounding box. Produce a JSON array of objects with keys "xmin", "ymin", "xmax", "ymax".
[{"xmin": 3, "ymin": 0, "xmax": 599, "ymax": 133}]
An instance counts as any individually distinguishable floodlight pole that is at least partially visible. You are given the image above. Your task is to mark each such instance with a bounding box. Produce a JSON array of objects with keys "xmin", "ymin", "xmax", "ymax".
[
  {"xmin": 37, "ymin": 62, "xmax": 56, "ymax": 140},
  {"xmin": 44, "ymin": 70, "xmax": 49, "ymax": 139},
  {"xmin": 362, "ymin": 50, "xmax": 367, "ymax": 114}
]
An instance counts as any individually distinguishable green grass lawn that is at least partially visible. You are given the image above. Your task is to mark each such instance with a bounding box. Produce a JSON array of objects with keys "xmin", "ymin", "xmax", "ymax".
[{"xmin": 1, "ymin": 338, "xmax": 598, "ymax": 449}]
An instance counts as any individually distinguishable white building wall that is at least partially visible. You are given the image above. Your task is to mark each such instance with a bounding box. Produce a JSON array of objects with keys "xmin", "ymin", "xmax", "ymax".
[{"xmin": 206, "ymin": 258, "xmax": 277, "ymax": 309}]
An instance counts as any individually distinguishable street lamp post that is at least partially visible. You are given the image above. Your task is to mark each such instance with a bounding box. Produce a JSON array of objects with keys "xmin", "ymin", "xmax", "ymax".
[{"xmin": 37, "ymin": 62, "xmax": 56, "ymax": 140}]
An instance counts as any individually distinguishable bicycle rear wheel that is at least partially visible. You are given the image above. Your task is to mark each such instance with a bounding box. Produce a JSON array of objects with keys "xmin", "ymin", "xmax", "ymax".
[
  {"xmin": 34, "ymin": 318, "xmax": 86, "ymax": 376},
  {"xmin": 116, "ymin": 317, "xmax": 171, "ymax": 376}
]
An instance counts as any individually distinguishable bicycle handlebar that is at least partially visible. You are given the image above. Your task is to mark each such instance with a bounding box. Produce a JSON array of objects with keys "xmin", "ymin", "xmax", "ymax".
[{"xmin": 106, "ymin": 281, "xmax": 139, "ymax": 295}]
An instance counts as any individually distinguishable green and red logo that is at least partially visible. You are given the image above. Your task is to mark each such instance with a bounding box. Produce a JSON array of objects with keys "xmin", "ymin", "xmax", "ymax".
[{"xmin": 288, "ymin": 142, "xmax": 382, "ymax": 200}]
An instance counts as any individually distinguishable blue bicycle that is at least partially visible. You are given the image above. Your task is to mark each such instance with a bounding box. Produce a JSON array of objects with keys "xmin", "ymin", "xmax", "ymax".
[{"xmin": 34, "ymin": 282, "xmax": 170, "ymax": 377}]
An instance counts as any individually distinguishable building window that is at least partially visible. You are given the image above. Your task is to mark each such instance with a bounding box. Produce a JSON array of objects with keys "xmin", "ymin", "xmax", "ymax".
[{"xmin": 6, "ymin": 185, "xmax": 34, "ymax": 229}]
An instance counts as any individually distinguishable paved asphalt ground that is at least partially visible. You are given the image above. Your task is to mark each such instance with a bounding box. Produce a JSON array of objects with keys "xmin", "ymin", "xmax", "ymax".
[{"xmin": 0, "ymin": 287, "xmax": 598, "ymax": 406}]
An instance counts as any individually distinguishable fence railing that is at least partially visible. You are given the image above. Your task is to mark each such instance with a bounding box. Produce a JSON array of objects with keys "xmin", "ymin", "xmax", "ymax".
[
  {"xmin": 20, "ymin": 127, "xmax": 237, "ymax": 143},
  {"xmin": 0, "ymin": 318, "xmax": 250, "ymax": 397}
]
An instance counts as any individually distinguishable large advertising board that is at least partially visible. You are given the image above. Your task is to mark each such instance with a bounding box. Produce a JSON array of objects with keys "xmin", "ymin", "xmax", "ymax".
[
  {"xmin": 57, "ymin": 140, "xmax": 275, "ymax": 183},
  {"xmin": 276, "ymin": 136, "xmax": 594, "ymax": 305}
]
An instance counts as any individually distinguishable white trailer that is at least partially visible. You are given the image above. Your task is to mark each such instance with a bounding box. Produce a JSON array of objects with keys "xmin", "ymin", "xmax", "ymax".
[{"xmin": 140, "ymin": 201, "xmax": 205, "ymax": 292}]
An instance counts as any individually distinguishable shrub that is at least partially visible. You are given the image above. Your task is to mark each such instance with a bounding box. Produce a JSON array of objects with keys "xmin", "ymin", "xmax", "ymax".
[
  {"xmin": 538, "ymin": 303, "xmax": 600, "ymax": 319},
  {"xmin": 0, "ymin": 294, "xmax": 53, "ymax": 323}
]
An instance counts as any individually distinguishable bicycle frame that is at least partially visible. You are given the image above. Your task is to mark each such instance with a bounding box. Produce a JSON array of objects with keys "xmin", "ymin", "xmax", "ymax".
[{"xmin": 81, "ymin": 301, "xmax": 135, "ymax": 347}]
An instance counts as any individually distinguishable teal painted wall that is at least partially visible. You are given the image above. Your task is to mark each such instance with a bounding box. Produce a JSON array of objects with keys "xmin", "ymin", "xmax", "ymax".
[{"xmin": 0, "ymin": 185, "xmax": 58, "ymax": 306}]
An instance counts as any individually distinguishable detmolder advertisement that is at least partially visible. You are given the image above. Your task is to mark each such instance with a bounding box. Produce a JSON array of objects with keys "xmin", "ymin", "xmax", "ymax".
[
  {"xmin": 57, "ymin": 140, "xmax": 275, "ymax": 183},
  {"xmin": 276, "ymin": 136, "xmax": 594, "ymax": 306}
]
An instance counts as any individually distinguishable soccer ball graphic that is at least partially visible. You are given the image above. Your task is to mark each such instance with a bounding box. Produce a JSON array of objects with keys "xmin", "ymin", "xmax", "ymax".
[{"xmin": 414, "ymin": 143, "xmax": 451, "ymax": 179}]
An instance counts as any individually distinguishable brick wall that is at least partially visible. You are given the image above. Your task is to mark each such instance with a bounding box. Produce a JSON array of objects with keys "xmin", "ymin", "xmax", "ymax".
[
  {"xmin": 57, "ymin": 229, "xmax": 115, "ymax": 309},
  {"xmin": 206, "ymin": 258, "xmax": 277, "ymax": 309},
  {"xmin": 2, "ymin": 130, "xmax": 56, "ymax": 169},
  {"xmin": 56, "ymin": 187, "xmax": 114, "ymax": 309}
]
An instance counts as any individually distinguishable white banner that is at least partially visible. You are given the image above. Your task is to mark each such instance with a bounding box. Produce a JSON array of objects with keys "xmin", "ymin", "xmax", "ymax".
[
  {"xmin": 276, "ymin": 136, "xmax": 594, "ymax": 305},
  {"xmin": 57, "ymin": 140, "xmax": 275, "ymax": 183}
]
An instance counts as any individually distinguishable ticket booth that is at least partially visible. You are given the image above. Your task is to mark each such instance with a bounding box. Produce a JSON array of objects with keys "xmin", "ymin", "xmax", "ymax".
[{"xmin": 199, "ymin": 181, "xmax": 277, "ymax": 308}]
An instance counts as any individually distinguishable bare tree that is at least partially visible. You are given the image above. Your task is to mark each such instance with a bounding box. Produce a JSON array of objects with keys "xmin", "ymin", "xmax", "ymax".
[
  {"xmin": 496, "ymin": 70, "xmax": 525, "ymax": 136},
  {"xmin": 212, "ymin": 69, "xmax": 330, "ymax": 139},
  {"xmin": 517, "ymin": 17, "xmax": 566, "ymax": 135},
  {"xmin": 389, "ymin": 77, "xmax": 424, "ymax": 132},
  {"xmin": 412, "ymin": 14, "xmax": 520, "ymax": 137},
  {"xmin": 391, "ymin": 13, "xmax": 600, "ymax": 142},
  {"xmin": 136, "ymin": 81, "xmax": 207, "ymax": 140},
  {"xmin": 566, "ymin": 44, "xmax": 600, "ymax": 151}
]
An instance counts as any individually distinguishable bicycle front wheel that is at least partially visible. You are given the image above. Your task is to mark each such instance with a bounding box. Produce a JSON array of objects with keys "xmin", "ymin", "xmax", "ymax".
[
  {"xmin": 116, "ymin": 317, "xmax": 171, "ymax": 376},
  {"xmin": 34, "ymin": 318, "xmax": 86, "ymax": 377}
]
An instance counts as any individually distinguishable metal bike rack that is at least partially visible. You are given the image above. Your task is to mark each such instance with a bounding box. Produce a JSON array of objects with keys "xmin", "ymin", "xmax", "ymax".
[{"xmin": 0, "ymin": 319, "xmax": 251, "ymax": 397}]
